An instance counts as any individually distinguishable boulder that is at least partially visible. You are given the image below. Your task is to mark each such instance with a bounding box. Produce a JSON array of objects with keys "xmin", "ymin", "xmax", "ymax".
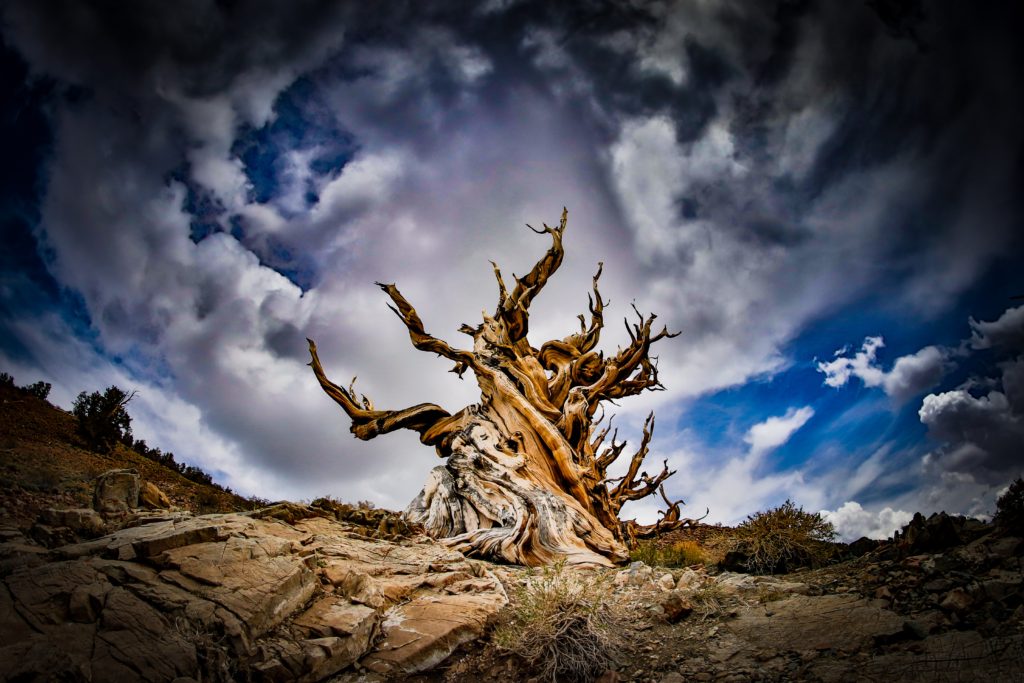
[
  {"xmin": 894, "ymin": 511, "xmax": 989, "ymax": 555},
  {"xmin": 614, "ymin": 561, "xmax": 655, "ymax": 587},
  {"xmin": 0, "ymin": 504, "xmax": 507, "ymax": 681},
  {"xmin": 140, "ymin": 481, "xmax": 172, "ymax": 509},
  {"xmin": 361, "ymin": 593, "xmax": 502, "ymax": 676},
  {"xmin": 939, "ymin": 588, "xmax": 974, "ymax": 615},
  {"xmin": 93, "ymin": 468, "xmax": 141, "ymax": 514},
  {"xmin": 847, "ymin": 536, "xmax": 881, "ymax": 557},
  {"xmin": 660, "ymin": 591, "xmax": 694, "ymax": 623},
  {"xmin": 675, "ymin": 567, "xmax": 705, "ymax": 590}
]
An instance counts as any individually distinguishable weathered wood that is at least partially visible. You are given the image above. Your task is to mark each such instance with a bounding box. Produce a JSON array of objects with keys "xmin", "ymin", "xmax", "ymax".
[{"xmin": 309, "ymin": 208, "xmax": 695, "ymax": 566}]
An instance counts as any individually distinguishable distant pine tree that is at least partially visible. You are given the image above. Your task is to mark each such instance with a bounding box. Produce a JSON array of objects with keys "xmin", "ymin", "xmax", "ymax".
[
  {"xmin": 23, "ymin": 381, "xmax": 51, "ymax": 400},
  {"xmin": 72, "ymin": 386, "xmax": 134, "ymax": 452}
]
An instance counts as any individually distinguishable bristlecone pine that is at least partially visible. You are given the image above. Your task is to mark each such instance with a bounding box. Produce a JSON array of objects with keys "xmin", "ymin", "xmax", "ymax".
[{"xmin": 309, "ymin": 209, "xmax": 703, "ymax": 566}]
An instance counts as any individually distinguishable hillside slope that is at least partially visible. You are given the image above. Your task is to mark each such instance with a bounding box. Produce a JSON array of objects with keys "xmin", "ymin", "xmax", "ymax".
[{"xmin": 0, "ymin": 381, "xmax": 254, "ymax": 528}]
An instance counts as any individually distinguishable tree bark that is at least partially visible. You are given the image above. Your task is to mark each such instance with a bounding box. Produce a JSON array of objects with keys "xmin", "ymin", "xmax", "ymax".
[{"xmin": 309, "ymin": 209, "xmax": 698, "ymax": 566}]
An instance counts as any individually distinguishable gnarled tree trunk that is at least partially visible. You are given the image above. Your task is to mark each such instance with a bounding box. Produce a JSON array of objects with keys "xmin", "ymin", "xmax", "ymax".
[{"xmin": 309, "ymin": 209, "xmax": 703, "ymax": 566}]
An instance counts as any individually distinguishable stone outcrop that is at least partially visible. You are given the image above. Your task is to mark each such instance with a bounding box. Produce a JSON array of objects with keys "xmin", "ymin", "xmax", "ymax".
[
  {"xmin": 140, "ymin": 481, "xmax": 172, "ymax": 509},
  {"xmin": 93, "ymin": 468, "xmax": 141, "ymax": 514},
  {"xmin": 25, "ymin": 472, "xmax": 177, "ymax": 549},
  {"xmin": 0, "ymin": 504, "xmax": 507, "ymax": 682},
  {"xmin": 890, "ymin": 511, "xmax": 990, "ymax": 555}
]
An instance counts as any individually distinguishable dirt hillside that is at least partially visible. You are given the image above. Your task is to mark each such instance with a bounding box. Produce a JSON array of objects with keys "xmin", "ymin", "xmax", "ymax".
[{"xmin": 0, "ymin": 380, "xmax": 254, "ymax": 528}]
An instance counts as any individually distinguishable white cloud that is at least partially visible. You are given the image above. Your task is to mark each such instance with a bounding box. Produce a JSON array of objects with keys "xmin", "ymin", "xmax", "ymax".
[
  {"xmin": 883, "ymin": 346, "xmax": 949, "ymax": 401},
  {"xmin": 818, "ymin": 336, "xmax": 886, "ymax": 388},
  {"xmin": 820, "ymin": 501, "xmax": 913, "ymax": 542},
  {"xmin": 818, "ymin": 336, "xmax": 948, "ymax": 401},
  {"xmin": 310, "ymin": 151, "xmax": 407, "ymax": 223},
  {"xmin": 778, "ymin": 106, "xmax": 840, "ymax": 180},
  {"xmin": 744, "ymin": 406, "xmax": 815, "ymax": 457},
  {"xmin": 609, "ymin": 116, "xmax": 689, "ymax": 260}
]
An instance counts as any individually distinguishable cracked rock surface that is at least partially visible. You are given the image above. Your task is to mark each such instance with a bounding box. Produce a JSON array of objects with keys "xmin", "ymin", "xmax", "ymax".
[{"xmin": 0, "ymin": 505, "xmax": 507, "ymax": 682}]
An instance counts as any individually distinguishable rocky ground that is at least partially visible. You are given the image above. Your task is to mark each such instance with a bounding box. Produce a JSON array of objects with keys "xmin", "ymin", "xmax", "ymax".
[
  {"xmin": 437, "ymin": 517, "xmax": 1024, "ymax": 683},
  {"xmin": 2, "ymin": 382, "xmax": 1022, "ymax": 682},
  {"xmin": 2, "ymin": 482, "xmax": 1021, "ymax": 682},
  {"xmin": 0, "ymin": 498, "xmax": 510, "ymax": 682}
]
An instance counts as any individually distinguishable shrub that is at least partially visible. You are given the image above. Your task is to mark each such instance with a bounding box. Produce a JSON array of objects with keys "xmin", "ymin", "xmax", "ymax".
[
  {"xmin": 630, "ymin": 539, "xmax": 707, "ymax": 567},
  {"xmin": 195, "ymin": 488, "xmax": 224, "ymax": 514},
  {"xmin": 72, "ymin": 386, "xmax": 135, "ymax": 452},
  {"xmin": 494, "ymin": 562, "xmax": 619, "ymax": 682},
  {"xmin": 734, "ymin": 499, "xmax": 836, "ymax": 574},
  {"xmin": 0, "ymin": 373, "xmax": 52, "ymax": 400},
  {"xmin": 245, "ymin": 495, "xmax": 272, "ymax": 510},
  {"xmin": 995, "ymin": 477, "xmax": 1024, "ymax": 532},
  {"xmin": 23, "ymin": 381, "xmax": 51, "ymax": 400}
]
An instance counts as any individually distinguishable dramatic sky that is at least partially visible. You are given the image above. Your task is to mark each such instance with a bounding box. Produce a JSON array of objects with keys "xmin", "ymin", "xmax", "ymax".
[{"xmin": 2, "ymin": 1, "xmax": 1022, "ymax": 540}]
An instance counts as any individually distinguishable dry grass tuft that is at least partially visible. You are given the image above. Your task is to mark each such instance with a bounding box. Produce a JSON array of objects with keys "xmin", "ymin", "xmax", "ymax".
[{"xmin": 494, "ymin": 562, "xmax": 620, "ymax": 682}]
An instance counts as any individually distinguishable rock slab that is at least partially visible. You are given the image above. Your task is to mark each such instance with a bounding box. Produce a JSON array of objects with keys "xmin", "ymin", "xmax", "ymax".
[{"xmin": 0, "ymin": 505, "xmax": 507, "ymax": 682}]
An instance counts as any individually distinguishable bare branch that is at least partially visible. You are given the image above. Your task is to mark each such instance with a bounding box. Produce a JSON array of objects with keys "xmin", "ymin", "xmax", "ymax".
[
  {"xmin": 579, "ymin": 262, "xmax": 605, "ymax": 353},
  {"xmin": 490, "ymin": 261, "xmax": 510, "ymax": 309},
  {"xmin": 307, "ymin": 338, "xmax": 452, "ymax": 443},
  {"xmin": 624, "ymin": 500, "xmax": 710, "ymax": 541},
  {"xmin": 377, "ymin": 282, "xmax": 475, "ymax": 367},
  {"xmin": 617, "ymin": 460, "xmax": 675, "ymax": 504},
  {"xmin": 595, "ymin": 427, "xmax": 626, "ymax": 474},
  {"xmin": 609, "ymin": 412, "xmax": 655, "ymax": 505},
  {"xmin": 496, "ymin": 207, "xmax": 568, "ymax": 342},
  {"xmin": 588, "ymin": 416, "xmax": 613, "ymax": 456},
  {"xmin": 585, "ymin": 308, "xmax": 680, "ymax": 403}
]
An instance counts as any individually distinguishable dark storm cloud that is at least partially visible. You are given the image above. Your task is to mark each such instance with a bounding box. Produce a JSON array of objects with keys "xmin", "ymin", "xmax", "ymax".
[
  {"xmin": 4, "ymin": 0, "xmax": 354, "ymax": 96},
  {"xmin": 970, "ymin": 306, "xmax": 1024, "ymax": 353},
  {"xmin": 920, "ymin": 305, "xmax": 1024, "ymax": 488},
  {"xmin": 919, "ymin": 367, "xmax": 1024, "ymax": 485}
]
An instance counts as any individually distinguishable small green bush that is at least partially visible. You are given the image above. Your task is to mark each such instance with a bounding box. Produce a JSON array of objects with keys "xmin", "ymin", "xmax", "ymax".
[
  {"xmin": 630, "ymin": 539, "xmax": 707, "ymax": 567},
  {"xmin": 494, "ymin": 562, "xmax": 619, "ymax": 682},
  {"xmin": 73, "ymin": 386, "xmax": 135, "ymax": 453},
  {"xmin": 734, "ymin": 499, "xmax": 836, "ymax": 574},
  {"xmin": 995, "ymin": 478, "xmax": 1024, "ymax": 532}
]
